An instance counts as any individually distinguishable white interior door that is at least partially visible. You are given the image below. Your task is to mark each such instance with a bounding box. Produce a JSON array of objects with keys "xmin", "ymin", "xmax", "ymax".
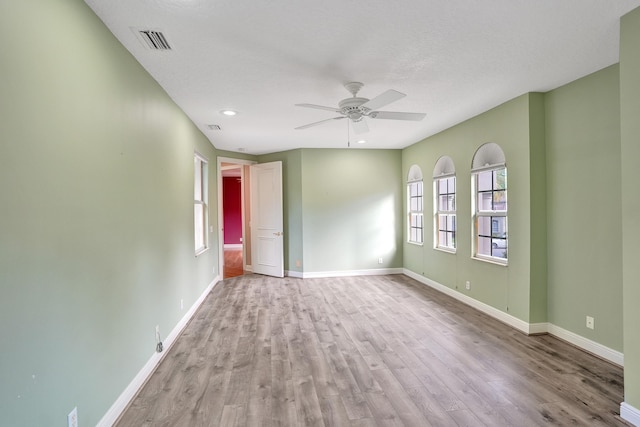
[{"xmin": 250, "ymin": 161, "xmax": 284, "ymax": 277}]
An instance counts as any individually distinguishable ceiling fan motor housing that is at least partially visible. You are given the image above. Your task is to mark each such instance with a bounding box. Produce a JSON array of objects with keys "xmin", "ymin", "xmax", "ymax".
[{"xmin": 339, "ymin": 97, "xmax": 370, "ymax": 121}]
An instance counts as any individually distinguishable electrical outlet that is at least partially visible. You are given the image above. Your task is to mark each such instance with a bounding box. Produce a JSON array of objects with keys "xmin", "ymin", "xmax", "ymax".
[
  {"xmin": 378, "ymin": 257, "xmax": 383, "ymax": 264},
  {"xmin": 180, "ymin": 299, "xmax": 184, "ymax": 310},
  {"xmin": 586, "ymin": 316, "xmax": 594, "ymax": 330},
  {"xmin": 68, "ymin": 407, "xmax": 78, "ymax": 427},
  {"xmin": 465, "ymin": 281, "xmax": 470, "ymax": 290},
  {"xmin": 295, "ymin": 259, "xmax": 301, "ymax": 267}
]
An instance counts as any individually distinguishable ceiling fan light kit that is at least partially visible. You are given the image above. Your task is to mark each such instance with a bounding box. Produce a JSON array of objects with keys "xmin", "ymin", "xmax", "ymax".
[{"xmin": 295, "ymin": 82, "xmax": 426, "ymax": 135}]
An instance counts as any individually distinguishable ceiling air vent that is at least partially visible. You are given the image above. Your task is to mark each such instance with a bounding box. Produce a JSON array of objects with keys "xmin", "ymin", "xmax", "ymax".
[
  {"xmin": 137, "ymin": 29, "xmax": 171, "ymax": 50},
  {"xmin": 207, "ymin": 124, "xmax": 222, "ymax": 131}
]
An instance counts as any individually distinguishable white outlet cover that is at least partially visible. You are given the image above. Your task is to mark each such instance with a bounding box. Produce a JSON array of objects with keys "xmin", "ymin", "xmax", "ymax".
[{"xmin": 68, "ymin": 407, "xmax": 78, "ymax": 427}]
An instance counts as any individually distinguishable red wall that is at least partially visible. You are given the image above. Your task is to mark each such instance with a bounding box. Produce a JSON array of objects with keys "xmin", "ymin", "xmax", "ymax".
[{"xmin": 223, "ymin": 177, "xmax": 242, "ymax": 244}]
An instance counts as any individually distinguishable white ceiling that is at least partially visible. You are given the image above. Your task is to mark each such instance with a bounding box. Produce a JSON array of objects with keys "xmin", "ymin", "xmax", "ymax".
[{"xmin": 85, "ymin": 0, "xmax": 640, "ymax": 155}]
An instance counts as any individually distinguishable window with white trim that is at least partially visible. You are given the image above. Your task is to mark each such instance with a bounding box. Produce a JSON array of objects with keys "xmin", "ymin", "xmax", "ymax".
[
  {"xmin": 407, "ymin": 165, "xmax": 424, "ymax": 244},
  {"xmin": 433, "ymin": 156, "xmax": 456, "ymax": 251},
  {"xmin": 472, "ymin": 143, "xmax": 507, "ymax": 262},
  {"xmin": 194, "ymin": 153, "xmax": 208, "ymax": 255}
]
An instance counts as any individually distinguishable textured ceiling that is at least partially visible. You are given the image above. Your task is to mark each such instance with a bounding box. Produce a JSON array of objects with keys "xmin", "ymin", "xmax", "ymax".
[{"xmin": 84, "ymin": 0, "xmax": 640, "ymax": 155}]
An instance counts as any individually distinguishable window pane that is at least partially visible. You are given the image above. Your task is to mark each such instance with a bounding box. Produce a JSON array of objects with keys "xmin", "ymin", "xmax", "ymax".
[
  {"xmin": 439, "ymin": 231, "xmax": 447, "ymax": 246},
  {"xmin": 447, "ymin": 194, "xmax": 455, "ymax": 211},
  {"xmin": 438, "ymin": 195, "xmax": 448, "ymax": 211},
  {"xmin": 438, "ymin": 214, "xmax": 446, "ymax": 232},
  {"xmin": 493, "ymin": 190, "xmax": 507, "ymax": 211},
  {"xmin": 447, "ymin": 215, "xmax": 456, "ymax": 232},
  {"xmin": 194, "ymin": 159, "xmax": 203, "ymax": 200},
  {"xmin": 194, "ymin": 204, "xmax": 204, "ymax": 250},
  {"xmin": 491, "ymin": 216, "xmax": 507, "ymax": 237},
  {"xmin": 448, "ymin": 177, "xmax": 456, "ymax": 193},
  {"xmin": 477, "ymin": 192, "xmax": 493, "ymax": 211},
  {"xmin": 477, "ymin": 170, "xmax": 493, "ymax": 191},
  {"xmin": 438, "ymin": 179, "xmax": 448, "ymax": 194},
  {"xmin": 494, "ymin": 168, "xmax": 507, "ymax": 190},
  {"xmin": 478, "ymin": 216, "xmax": 492, "ymax": 236},
  {"xmin": 477, "ymin": 236, "xmax": 492, "ymax": 256}
]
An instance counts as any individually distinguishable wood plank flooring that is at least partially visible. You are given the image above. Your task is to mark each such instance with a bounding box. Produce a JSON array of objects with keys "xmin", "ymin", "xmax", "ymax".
[{"xmin": 115, "ymin": 274, "xmax": 629, "ymax": 426}]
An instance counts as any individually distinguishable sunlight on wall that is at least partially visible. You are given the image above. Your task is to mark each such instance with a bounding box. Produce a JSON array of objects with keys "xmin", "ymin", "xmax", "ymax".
[{"xmin": 362, "ymin": 194, "xmax": 398, "ymax": 266}]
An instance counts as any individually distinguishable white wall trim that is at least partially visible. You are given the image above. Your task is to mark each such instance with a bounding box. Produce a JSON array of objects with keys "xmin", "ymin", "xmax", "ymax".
[
  {"xmin": 286, "ymin": 270, "xmax": 304, "ymax": 278},
  {"xmin": 302, "ymin": 268, "xmax": 404, "ymax": 279},
  {"xmin": 403, "ymin": 269, "xmax": 532, "ymax": 334},
  {"xmin": 621, "ymin": 402, "xmax": 640, "ymax": 426},
  {"xmin": 528, "ymin": 322, "xmax": 549, "ymax": 335},
  {"xmin": 223, "ymin": 243, "xmax": 243, "ymax": 250},
  {"xmin": 403, "ymin": 269, "xmax": 624, "ymax": 367},
  {"xmin": 547, "ymin": 323, "xmax": 623, "ymax": 367},
  {"xmin": 97, "ymin": 276, "xmax": 221, "ymax": 427}
]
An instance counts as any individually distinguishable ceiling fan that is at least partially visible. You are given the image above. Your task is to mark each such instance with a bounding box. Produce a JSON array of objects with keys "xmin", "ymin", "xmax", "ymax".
[{"xmin": 295, "ymin": 82, "xmax": 426, "ymax": 134}]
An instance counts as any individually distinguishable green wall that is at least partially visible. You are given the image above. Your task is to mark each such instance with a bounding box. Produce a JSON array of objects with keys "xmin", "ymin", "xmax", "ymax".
[
  {"xmin": 300, "ymin": 149, "xmax": 403, "ymax": 273},
  {"xmin": 545, "ymin": 64, "xmax": 623, "ymax": 351},
  {"xmin": 402, "ymin": 94, "xmax": 545, "ymax": 323},
  {"xmin": 621, "ymin": 6, "xmax": 640, "ymax": 413},
  {"xmin": 0, "ymin": 1, "xmax": 218, "ymax": 425}
]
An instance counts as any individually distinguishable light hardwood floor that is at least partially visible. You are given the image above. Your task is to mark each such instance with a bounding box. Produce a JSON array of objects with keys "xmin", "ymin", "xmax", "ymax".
[
  {"xmin": 223, "ymin": 249, "xmax": 244, "ymax": 279},
  {"xmin": 115, "ymin": 274, "xmax": 629, "ymax": 426}
]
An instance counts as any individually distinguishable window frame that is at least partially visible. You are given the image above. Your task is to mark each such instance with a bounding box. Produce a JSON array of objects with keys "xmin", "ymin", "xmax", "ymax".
[
  {"xmin": 407, "ymin": 165, "xmax": 424, "ymax": 246},
  {"xmin": 194, "ymin": 152, "xmax": 209, "ymax": 256},
  {"xmin": 434, "ymin": 175, "xmax": 456, "ymax": 252},
  {"xmin": 472, "ymin": 166, "xmax": 508, "ymax": 264},
  {"xmin": 407, "ymin": 179, "xmax": 424, "ymax": 245}
]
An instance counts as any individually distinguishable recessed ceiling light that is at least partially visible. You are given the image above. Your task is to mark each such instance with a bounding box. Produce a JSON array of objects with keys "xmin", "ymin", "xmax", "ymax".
[
  {"xmin": 220, "ymin": 109, "xmax": 238, "ymax": 116},
  {"xmin": 357, "ymin": 139, "xmax": 366, "ymax": 144}
]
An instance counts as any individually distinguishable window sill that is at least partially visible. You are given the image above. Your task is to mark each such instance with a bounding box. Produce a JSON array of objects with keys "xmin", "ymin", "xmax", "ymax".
[
  {"xmin": 407, "ymin": 241, "xmax": 424, "ymax": 247},
  {"xmin": 472, "ymin": 255, "xmax": 508, "ymax": 267},
  {"xmin": 435, "ymin": 246, "xmax": 456, "ymax": 255}
]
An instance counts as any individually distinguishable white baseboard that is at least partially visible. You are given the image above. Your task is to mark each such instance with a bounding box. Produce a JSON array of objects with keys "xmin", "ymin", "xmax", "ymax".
[
  {"xmin": 403, "ymin": 269, "xmax": 624, "ymax": 366},
  {"xmin": 223, "ymin": 244, "xmax": 242, "ymax": 250},
  {"xmin": 286, "ymin": 270, "xmax": 304, "ymax": 278},
  {"xmin": 621, "ymin": 402, "xmax": 640, "ymax": 426},
  {"xmin": 403, "ymin": 269, "xmax": 533, "ymax": 334},
  {"xmin": 547, "ymin": 323, "xmax": 623, "ymax": 366},
  {"xmin": 301, "ymin": 268, "xmax": 403, "ymax": 279},
  {"xmin": 528, "ymin": 322, "xmax": 549, "ymax": 335},
  {"xmin": 97, "ymin": 276, "xmax": 221, "ymax": 427}
]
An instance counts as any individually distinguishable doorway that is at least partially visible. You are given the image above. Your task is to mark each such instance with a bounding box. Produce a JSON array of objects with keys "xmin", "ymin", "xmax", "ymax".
[{"xmin": 218, "ymin": 158, "xmax": 255, "ymax": 279}]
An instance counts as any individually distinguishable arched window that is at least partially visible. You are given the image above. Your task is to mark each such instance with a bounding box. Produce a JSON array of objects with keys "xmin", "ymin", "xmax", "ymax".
[
  {"xmin": 433, "ymin": 156, "xmax": 456, "ymax": 251},
  {"xmin": 407, "ymin": 165, "xmax": 423, "ymax": 244},
  {"xmin": 472, "ymin": 143, "xmax": 507, "ymax": 262}
]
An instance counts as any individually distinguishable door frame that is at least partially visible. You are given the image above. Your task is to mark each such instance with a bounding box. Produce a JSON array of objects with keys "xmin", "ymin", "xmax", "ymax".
[{"xmin": 217, "ymin": 156, "xmax": 256, "ymax": 278}]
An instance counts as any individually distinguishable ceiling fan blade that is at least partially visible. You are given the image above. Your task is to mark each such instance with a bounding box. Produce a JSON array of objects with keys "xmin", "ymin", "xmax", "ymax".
[
  {"xmin": 361, "ymin": 89, "xmax": 406, "ymax": 111},
  {"xmin": 295, "ymin": 103, "xmax": 341, "ymax": 113},
  {"xmin": 371, "ymin": 111, "xmax": 426, "ymax": 121},
  {"xmin": 295, "ymin": 116, "xmax": 345, "ymax": 130},
  {"xmin": 351, "ymin": 119, "xmax": 369, "ymax": 134}
]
